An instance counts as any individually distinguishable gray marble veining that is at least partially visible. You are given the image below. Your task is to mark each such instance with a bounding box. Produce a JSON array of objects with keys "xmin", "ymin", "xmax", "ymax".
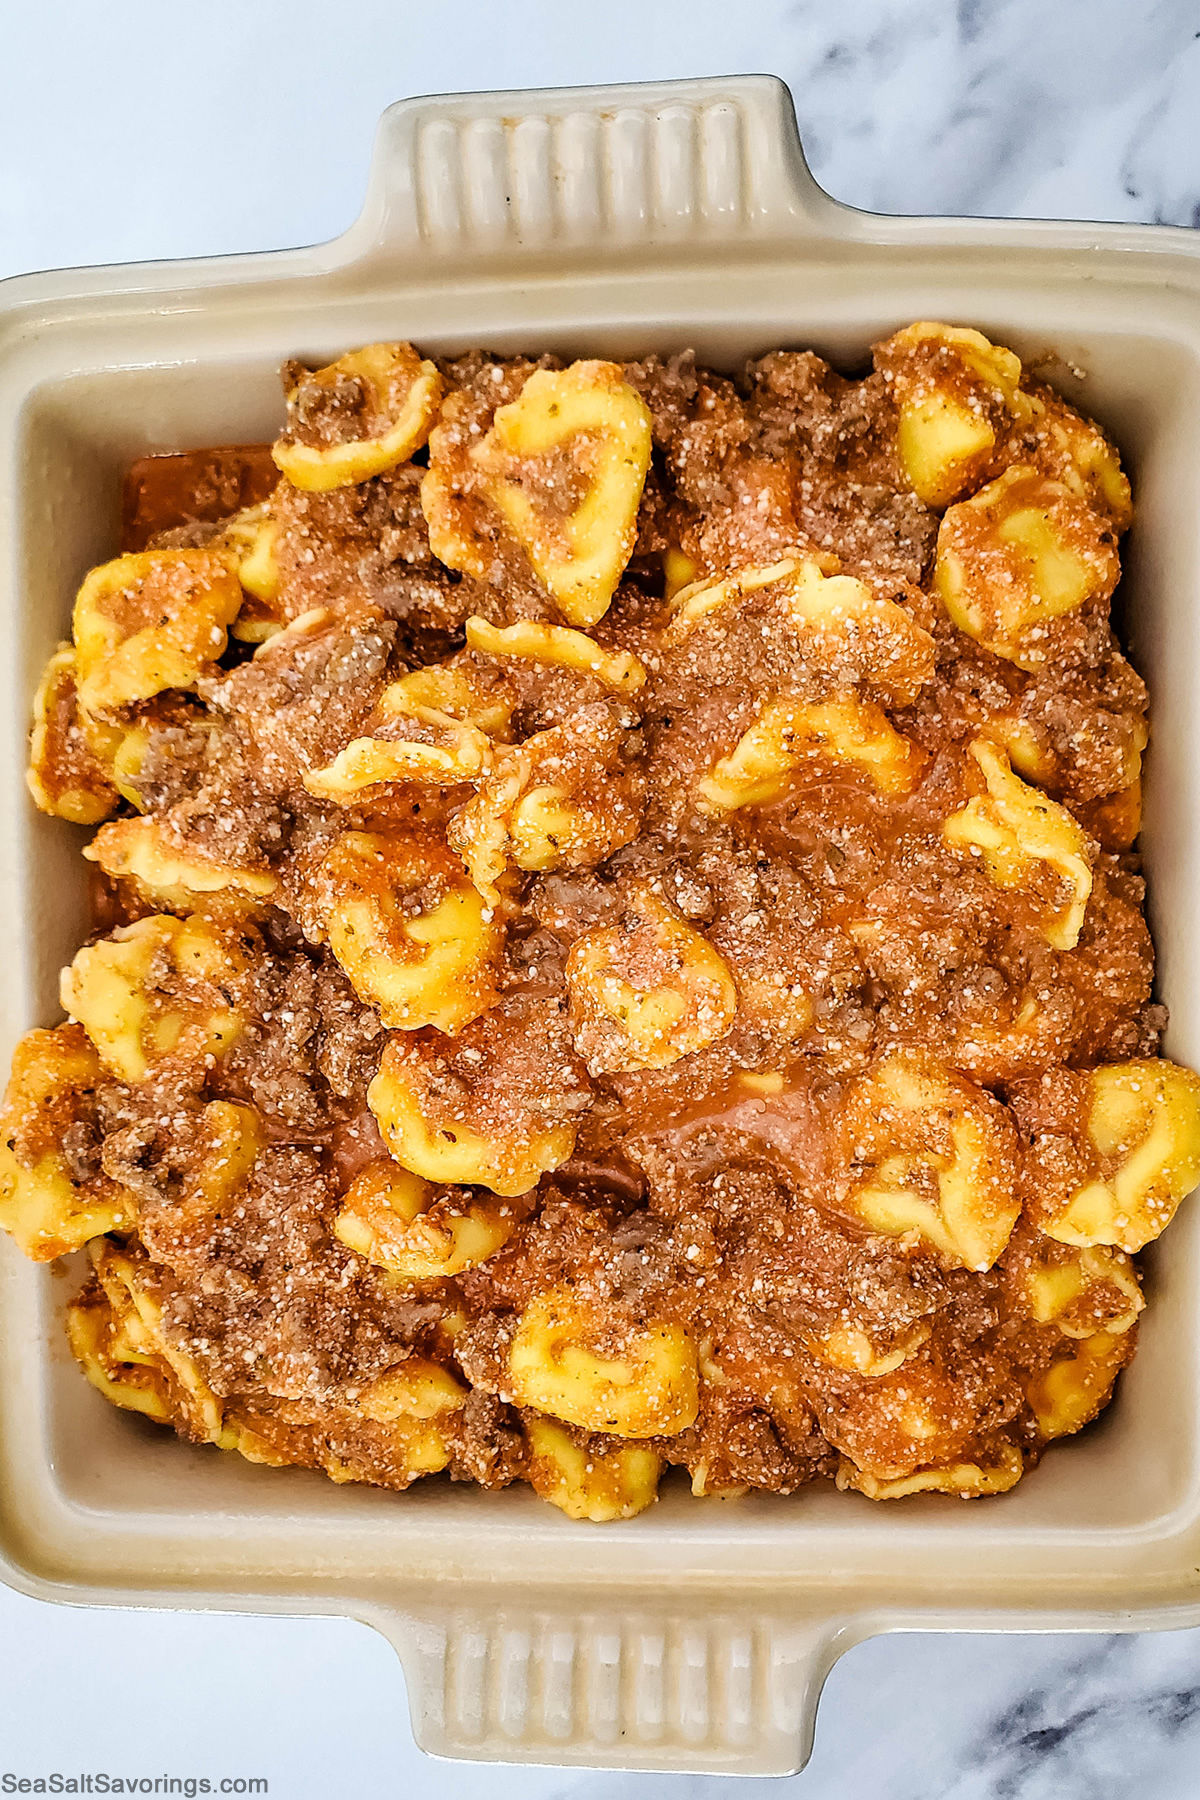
[
  {"xmin": 540, "ymin": 1633, "xmax": 1200, "ymax": 1800},
  {"xmin": 784, "ymin": 0, "xmax": 1200, "ymax": 226},
  {"xmin": 2, "ymin": 0, "xmax": 1199, "ymax": 281}
]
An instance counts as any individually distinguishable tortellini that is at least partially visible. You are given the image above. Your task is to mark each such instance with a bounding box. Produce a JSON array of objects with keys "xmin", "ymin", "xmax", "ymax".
[
  {"xmin": 86, "ymin": 816, "xmax": 278, "ymax": 908},
  {"xmin": 60, "ymin": 913, "xmax": 246, "ymax": 1083},
  {"xmin": 524, "ymin": 1416, "xmax": 663, "ymax": 1521},
  {"xmin": 1014, "ymin": 1060, "xmax": 1200, "ymax": 1253},
  {"xmin": 837, "ymin": 1442, "xmax": 1025, "ymax": 1500},
  {"xmin": 368, "ymin": 1037, "xmax": 577, "ymax": 1197},
  {"xmin": 1026, "ymin": 1332, "xmax": 1130, "ymax": 1441},
  {"xmin": 448, "ymin": 701, "xmax": 644, "ymax": 906},
  {"xmin": 97, "ymin": 720, "xmax": 154, "ymax": 810},
  {"xmin": 67, "ymin": 1279, "xmax": 174, "ymax": 1426},
  {"xmin": 667, "ymin": 557, "xmax": 794, "ymax": 638},
  {"xmin": 304, "ymin": 681, "xmax": 493, "ymax": 799},
  {"xmin": 355, "ymin": 1358, "xmax": 467, "ymax": 1423},
  {"xmin": 75, "ymin": 697, "xmax": 206, "ymax": 815},
  {"xmin": 698, "ymin": 695, "xmax": 925, "ymax": 813},
  {"xmin": 1020, "ymin": 1239, "xmax": 1143, "ymax": 1339},
  {"xmin": 0, "ymin": 1026, "xmax": 130, "ymax": 1260},
  {"xmin": 875, "ymin": 320, "xmax": 1029, "ymax": 508},
  {"xmin": 1034, "ymin": 396, "xmax": 1132, "ymax": 530},
  {"xmin": 26, "ymin": 645, "xmax": 119, "ymax": 824},
  {"xmin": 304, "ymin": 656, "xmax": 518, "ymax": 803},
  {"xmin": 224, "ymin": 1361, "xmax": 464, "ymax": 1485},
  {"xmin": 935, "ymin": 465, "xmax": 1120, "ymax": 667},
  {"xmin": 72, "ymin": 549, "xmax": 242, "ymax": 714},
  {"xmin": 667, "ymin": 556, "xmax": 935, "ymax": 706},
  {"xmin": 943, "ymin": 739, "xmax": 1094, "ymax": 950},
  {"xmin": 220, "ymin": 502, "xmax": 284, "ymax": 642},
  {"xmin": 565, "ymin": 885, "xmax": 738, "ymax": 1075},
  {"xmin": 320, "ymin": 832, "xmax": 501, "ymax": 1034},
  {"xmin": 424, "ymin": 361, "xmax": 653, "ymax": 626},
  {"xmin": 986, "ymin": 714, "xmax": 1057, "ymax": 788},
  {"xmin": 70, "ymin": 1243, "xmax": 227, "ymax": 1442},
  {"xmin": 1081, "ymin": 777, "xmax": 1144, "ymax": 855},
  {"xmin": 509, "ymin": 1286, "xmax": 699, "ymax": 1437},
  {"xmin": 465, "ymin": 615, "xmax": 646, "ymax": 694},
  {"xmin": 334, "ymin": 1160, "xmax": 516, "ymax": 1280},
  {"xmin": 809, "ymin": 1321, "xmax": 931, "ymax": 1379},
  {"xmin": 220, "ymin": 1397, "xmax": 457, "ymax": 1485},
  {"xmin": 272, "ymin": 341, "xmax": 443, "ymax": 491},
  {"xmin": 387, "ymin": 660, "xmax": 517, "ymax": 738},
  {"xmin": 839, "ymin": 1051, "xmax": 1021, "ymax": 1271},
  {"xmin": 821, "ymin": 1352, "xmax": 1014, "ymax": 1487}
]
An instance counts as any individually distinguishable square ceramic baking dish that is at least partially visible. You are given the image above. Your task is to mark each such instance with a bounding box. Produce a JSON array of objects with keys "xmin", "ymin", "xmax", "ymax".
[{"xmin": 3, "ymin": 74, "xmax": 1200, "ymax": 1778}]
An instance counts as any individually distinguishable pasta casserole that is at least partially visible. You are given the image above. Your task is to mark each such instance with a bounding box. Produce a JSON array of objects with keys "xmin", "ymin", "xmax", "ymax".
[{"xmin": 4, "ymin": 322, "xmax": 1199, "ymax": 1519}]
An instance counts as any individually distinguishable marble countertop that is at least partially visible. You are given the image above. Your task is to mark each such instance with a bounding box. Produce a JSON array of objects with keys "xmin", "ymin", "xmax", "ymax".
[{"xmin": 2, "ymin": 1, "xmax": 1199, "ymax": 1795}]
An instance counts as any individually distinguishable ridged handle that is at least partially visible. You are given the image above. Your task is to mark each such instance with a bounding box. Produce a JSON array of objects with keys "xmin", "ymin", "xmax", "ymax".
[
  {"xmin": 372, "ymin": 1600, "xmax": 839, "ymax": 1775},
  {"xmin": 344, "ymin": 75, "xmax": 846, "ymax": 264}
]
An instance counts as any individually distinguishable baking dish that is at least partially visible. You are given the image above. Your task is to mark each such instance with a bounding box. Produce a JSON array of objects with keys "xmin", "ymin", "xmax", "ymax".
[{"xmin": 3, "ymin": 74, "xmax": 1200, "ymax": 1777}]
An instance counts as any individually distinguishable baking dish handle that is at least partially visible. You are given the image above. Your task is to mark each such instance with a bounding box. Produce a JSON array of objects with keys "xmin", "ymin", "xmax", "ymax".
[
  {"xmin": 343, "ymin": 75, "xmax": 850, "ymax": 266},
  {"xmin": 364, "ymin": 1594, "xmax": 847, "ymax": 1776}
]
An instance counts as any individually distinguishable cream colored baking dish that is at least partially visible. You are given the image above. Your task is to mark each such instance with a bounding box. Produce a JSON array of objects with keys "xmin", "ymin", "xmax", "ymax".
[{"xmin": 3, "ymin": 75, "xmax": 1200, "ymax": 1777}]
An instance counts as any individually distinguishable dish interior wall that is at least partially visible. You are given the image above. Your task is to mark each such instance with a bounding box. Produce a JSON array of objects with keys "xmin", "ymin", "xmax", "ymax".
[{"xmin": 9, "ymin": 299, "xmax": 1200, "ymax": 1572}]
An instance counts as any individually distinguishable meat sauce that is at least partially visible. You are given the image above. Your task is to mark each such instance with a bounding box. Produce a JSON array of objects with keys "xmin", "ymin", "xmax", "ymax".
[
  {"xmin": 122, "ymin": 446, "xmax": 278, "ymax": 551},
  {"xmin": 5, "ymin": 324, "xmax": 1200, "ymax": 1520}
]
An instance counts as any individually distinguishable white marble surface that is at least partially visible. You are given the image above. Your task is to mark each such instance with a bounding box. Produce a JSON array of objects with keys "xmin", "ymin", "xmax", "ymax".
[
  {"xmin": 2, "ymin": 1, "xmax": 1200, "ymax": 1795},
  {"xmin": 2, "ymin": 0, "xmax": 1199, "ymax": 280}
]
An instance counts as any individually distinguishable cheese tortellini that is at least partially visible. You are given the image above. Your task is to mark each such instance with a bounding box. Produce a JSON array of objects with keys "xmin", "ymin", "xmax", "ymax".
[
  {"xmin": 510, "ymin": 1286, "xmax": 699, "ymax": 1438},
  {"xmin": 876, "ymin": 320, "xmax": 1030, "ymax": 509},
  {"xmin": 356, "ymin": 1358, "xmax": 468, "ymax": 1423},
  {"xmin": 668, "ymin": 556, "xmax": 935, "ymax": 706},
  {"xmin": 86, "ymin": 815, "xmax": 278, "ymax": 909},
  {"xmin": 699, "ymin": 695, "xmax": 925, "ymax": 813},
  {"xmin": 448, "ymin": 701, "xmax": 644, "ymax": 905},
  {"xmin": 320, "ymin": 832, "xmax": 501, "ymax": 1034},
  {"xmin": 26, "ymin": 646, "xmax": 120, "ymax": 824},
  {"xmin": 1014, "ymin": 1060, "xmax": 1200, "ymax": 1253},
  {"xmin": 69, "ymin": 1242, "xmax": 227, "ymax": 1441},
  {"xmin": 935, "ymin": 465, "xmax": 1121, "ymax": 667},
  {"xmin": 304, "ymin": 657, "xmax": 518, "ymax": 803},
  {"xmin": 272, "ymin": 341, "xmax": 443, "ymax": 491},
  {"xmin": 0, "ymin": 1025, "xmax": 130, "ymax": 1260},
  {"xmin": 1035, "ymin": 396, "xmax": 1132, "ymax": 530},
  {"xmin": 221, "ymin": 502, "xmax": 284, "ymax": 642},
  {"xmin": 943, "ymin": 738, "xmax": 1094, "ymax": 950},
  {"xmin": 368, "ymin": 1037, "xmax": 577, "ymax": 1197},
  {"xmin": 464, "ymin": 615, "xmax": 646, "ymax": 694},
  {"xmin": 424, "ymin": 361, "xmax": 653, "ymax": 626},
  {"xmin": 1019, "ymin": 1238, "xmax": 1143, "ymax": 1340},
  {"xmin": 60, "ymin": 913, "xmax": 247, "ymax": 1083},
  {"xmin": 837, "ymin": 1443, "xmax": 1025, "ymax": 1501},
  {"xmin": 72, "ymin": 549, "xmax": 242, "ymax": 714},
  {"xmin": 386, "ymin": 660, "xmax": 517, "ymax": 738},
  {"xmin": 525, "ymin": 1416, "xmax": 663, "ymax": 1521},
  {"xmin": 566, "ymin": 885, "xmax": 738, "ymax": 1075},
  {"xmin": 839, "ymin": 1051, "xmax": 1021, "ymax": 1271},
  {"xmin": 334, "ymin": 1160, "xmax": 516, "ymax": 1280},
  {"xmin": 1025, "ymin": 1332, "xmax": 1131, "ymax": 1441},
  {"xmin": 808, "ymin": 1321, "xmax": 931, "ymax": 1380},
  {"xmin": 304, "ymin": 683, "xmax": 493, "ymax": 799}
]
